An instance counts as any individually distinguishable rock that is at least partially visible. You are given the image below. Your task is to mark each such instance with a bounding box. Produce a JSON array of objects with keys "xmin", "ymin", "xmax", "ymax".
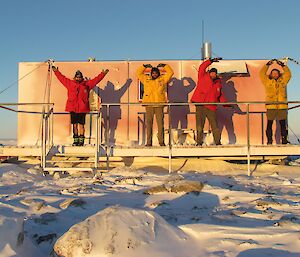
[
  {"xmin": 60, "ymin": 185, "xmax": 93, "ymax": 195},
  {"xmin": 20, "ymin": 198, "xmax": 46, "ymax": 211},
  {"xmin": 144, "ymin": 180, "xmax": 204, "ymax": 195},
  {"xmin": 36, "ymin": 233, "xmax": 57, "ymax": 244},
  {"xmin": 59, "ymin": 198, "xmax": 86, "ymax": 209},
  {"xmin": 53, "ymin": 171, "xmax": 63, "ymax": 179}
]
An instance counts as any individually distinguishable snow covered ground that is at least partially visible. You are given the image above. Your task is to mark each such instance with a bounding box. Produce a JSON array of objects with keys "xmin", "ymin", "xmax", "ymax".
[{"xmin": 0, "ymin": 157, "xmax": 300, "ymax": 257}]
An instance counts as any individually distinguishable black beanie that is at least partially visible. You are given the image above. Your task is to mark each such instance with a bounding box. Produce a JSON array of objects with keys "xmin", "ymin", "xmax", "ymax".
[
  {"xmin": 209, "ymin": 68, "xmax": 218, "ymax": 73},
  {"xmin": 75, "ymin": 70, "xmax": 83, "ymax": 78}
]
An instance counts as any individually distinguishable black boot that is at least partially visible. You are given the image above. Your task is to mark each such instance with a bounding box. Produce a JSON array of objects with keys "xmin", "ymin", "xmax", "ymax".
[
  {"xmin": 279, "ymin": 120, "xmax": 289, "ymax": 144},
  {"xmin": 72, "ymin": 135, "xmax": 79, "ymax": 146},
  {"xmin": 78, "ymin": 135, "xmax": 85, "ymax": 146},
  {"xmin": 281, "ymin": 136, "xmax": 289, "ymax": 144},
  {"xmin": 266, "ymin": 120, "xmax": 273, "ymax": 145}
]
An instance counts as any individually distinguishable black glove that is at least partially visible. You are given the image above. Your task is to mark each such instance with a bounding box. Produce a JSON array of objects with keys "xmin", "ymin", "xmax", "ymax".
[
  {"xmin": 143, "ymin": 64, "xmax": 152, "ymax": 68},
  {"xmin": 157, "ymin": 63, "xmax": 166, "ymax": 67},
  {"xmin": 277, "ymin": 60, "xmax": 285, "ymax": 67},
  {"xmin": 210, "ymin": 57, "xmax": 222, "ymax": 63},
  {"xmin": 266, "ymin": 59, "xmax": 277, "ymax": 66},
  {"xmin": 52, "ymin": 66, "xmax": 58, "ymax": 71}
]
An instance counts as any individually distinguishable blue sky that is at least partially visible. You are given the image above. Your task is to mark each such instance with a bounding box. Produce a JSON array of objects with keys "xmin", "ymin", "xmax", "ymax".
[{"xmin": 0, "ymin": 0, "xmax": 300, "ymax": 139}]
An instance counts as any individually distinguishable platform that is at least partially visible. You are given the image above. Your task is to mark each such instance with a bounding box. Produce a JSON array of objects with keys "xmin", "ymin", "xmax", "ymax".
[{"xmin": 1, "ymin": 144, "xmax": 300, "ymax": 158}]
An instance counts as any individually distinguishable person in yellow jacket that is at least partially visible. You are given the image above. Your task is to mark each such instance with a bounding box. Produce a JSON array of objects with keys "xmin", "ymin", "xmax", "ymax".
[
  {"xmin": 137, "ymin": 63, "xmax": 174, "ymax": 146},
  {"xmin": 260, "ymin": 59, "xmax": 291, "ymax": 144}
]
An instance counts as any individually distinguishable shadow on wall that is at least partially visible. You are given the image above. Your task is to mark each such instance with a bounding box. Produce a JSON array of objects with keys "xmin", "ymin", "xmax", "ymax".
[
  {"xmin": 93, "ymin": 79, "xmax": 132, "ymax": 145},
  {"xmin": 217, "ymin": 74, "xmax": 245, "ymax": 144},
  {"xmin": 168, "ymin": 77, "xmax": 196, "ymax": 129}
]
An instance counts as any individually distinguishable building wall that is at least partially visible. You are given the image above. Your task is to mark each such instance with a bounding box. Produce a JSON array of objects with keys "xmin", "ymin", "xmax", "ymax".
[{"xmin": 18, "ymin": 59, "xmax": 281, "ymax": 146}]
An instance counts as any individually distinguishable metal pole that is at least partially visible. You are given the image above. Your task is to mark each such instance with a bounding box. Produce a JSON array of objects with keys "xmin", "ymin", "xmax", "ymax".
[
  {"xmin": 45, "ymin": 114, "xmax": 49, "ymax": 153},
  {"xmin": 168, "ymin": 103, "xmax": 172, "ymax": 173},
  {"xmin": 41, "ymin": 113, "xmax": 44, "ymax": 168},
  {"xmin": 127, "ymin": 61, "xmax": 130, "ymax": 141},
  {"xmin": 261, "ymin": 113, "xmax": 264, "ymax": 144},
  {"xmin": 106, "ymin": 104, "xmax": 110, "ymax": 171},
  {"xmin": 95, "ymin": 111, "xmax": 99, "ymax": 169},
  {"xmin": 42, "ymin": 113, "xmax": 46, "ymax": 169},
  {"xmin": 246, "ymin": 104, "xmax": 251, "ymax": 176},
  {"xmin": 51, "ymin": 109, "xmax": 54, "ymax": 147}
]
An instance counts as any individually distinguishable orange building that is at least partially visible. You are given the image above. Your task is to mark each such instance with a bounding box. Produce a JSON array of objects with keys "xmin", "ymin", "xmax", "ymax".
[{"xmin": 17, "ymin": 59, "xmax": 284, "ymax": 146}]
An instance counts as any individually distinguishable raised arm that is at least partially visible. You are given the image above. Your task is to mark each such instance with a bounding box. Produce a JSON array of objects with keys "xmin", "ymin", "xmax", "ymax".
[
  {"xmin": 281, "ymin": 65, "xmax": 291, "ymax": 85},
  {"xmin": 52, "ymin": 67, "xmax": 73, "ymax": 89},
  {"xmin": 86, "ymin": 69, "xmax": 109, "ymax": 89},
  {"xmin": 259, "ymin": 63, "xmax": 269, "ymax": 84},
  {"xmin": 161, "ymin": 64, "xmax": 174, "ymax": 84},
  {"xmin": 198, "ymin": 59, "xmax": 212, "ymax": 79},
  {"xmin": 136, "ymin": 65, "xmax": 149, "ymax": 84}
]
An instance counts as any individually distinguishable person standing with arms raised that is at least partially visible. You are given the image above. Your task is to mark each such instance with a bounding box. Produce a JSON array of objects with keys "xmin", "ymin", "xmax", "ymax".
[
  {"xmin": 260, "ymin": 59, "xmax": 291, "ymax": 144},
  {"xmin": 137, "ymin": 63, "xmax": 174, "ymax": 146},
  {"xmin": 52, "ymin": 66, "xmax": 109, "ymax": 146},
  {"xmin": 191, "ymin": 57, "xmax": 227, "ymax": 146}
]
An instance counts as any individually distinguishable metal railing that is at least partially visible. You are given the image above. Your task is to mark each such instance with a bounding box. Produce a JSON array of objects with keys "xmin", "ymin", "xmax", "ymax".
[{"xmin": 1, "ymin": 101, "xmax": 300, "ymax": 176}]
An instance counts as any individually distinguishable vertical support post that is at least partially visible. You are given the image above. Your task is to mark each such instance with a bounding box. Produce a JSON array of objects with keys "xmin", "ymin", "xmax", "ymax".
[
  {"xmin": 51, "ymin": 108, "xmax": 54, "ymax": 147},
  {"xmin": 168, "ymin": 103, "xmax": 172, "ymax": 173},
  {"xmin": 127, "ymin": 61, "xmax": 130, "ymax": 142},
  {"xmin": 138, "ymin": 115, "xmax": 140, "ymax": 145},
  {"xmin": 261, "ymin": 112, "xmax": 264, "ymax": 145},
  {"xmin": 41, "ymin": 113, "xmax": 46, "ymax": 170},
  {"xmin": 106, "ymin": 104, "xmax": 110, "ymax": 171},
  {"xmin": 89, "ymin": 113, "xmax": 93, "ymax": 144},
  {"xmin": 246, "ymin": 103, "xmax": 251, "ymax": 176},
  {"xmin": 41, "ymin": 113, "xmax": 44, "ymax": 168},
  {"xmin": 95, "ymin": 111, "xmax": 99, "ymax": 169},
  {"xmin": 45, "ymin": 113, "xmax": 49, "ymax": 154}
]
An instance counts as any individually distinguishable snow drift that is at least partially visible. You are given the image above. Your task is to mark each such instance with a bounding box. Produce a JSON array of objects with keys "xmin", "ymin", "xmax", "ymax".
[{"xmin": 53, "ymin": 205, "xmax": 204, "ymax": 257}]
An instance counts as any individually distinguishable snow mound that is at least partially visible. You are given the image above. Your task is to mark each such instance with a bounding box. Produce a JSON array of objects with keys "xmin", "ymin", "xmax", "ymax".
[{"xmin": 53, "ymin": 206, "xmax": 203, "ymax": 257}]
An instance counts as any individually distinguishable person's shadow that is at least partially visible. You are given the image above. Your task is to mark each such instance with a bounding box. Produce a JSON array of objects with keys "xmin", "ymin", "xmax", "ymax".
[
  {"xmin": 168, "ymin": 77, "xmax": 196, "ymax": 129},
  {"xmin": 217, "ymin": 74, "xmax": 245, "ymax": 144},
  {"xmin": 93, "ymin": 79, "xmax": 132, "ymax": 145}
]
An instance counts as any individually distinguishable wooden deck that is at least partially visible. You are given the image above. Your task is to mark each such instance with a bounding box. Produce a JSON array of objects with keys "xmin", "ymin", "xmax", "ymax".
[{"xmin": 1, "ymin": 144, "xmax": 299, "ymax": 158}]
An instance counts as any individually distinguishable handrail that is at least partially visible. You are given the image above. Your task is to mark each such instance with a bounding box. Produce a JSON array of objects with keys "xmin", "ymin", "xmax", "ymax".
[
  {"xmin": 1, "ymin": 101, "xmax": 300, "ymax": 176},
  {"xmin": 1, "ymin": 101, "xmax": 297, "ymax": 115},
  {"xmin": 0, "ymin": 103, "xmax": 54, "ymax": 106}
]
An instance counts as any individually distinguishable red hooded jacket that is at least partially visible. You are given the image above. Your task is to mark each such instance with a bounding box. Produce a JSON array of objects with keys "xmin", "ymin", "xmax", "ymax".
[
  {"xmin": 191, "ymin": 59, "xmax": 227, "ymax": 111},
  {"xmin": 54, "ymin": 70, "xmax": 106, "ymax": 113}
]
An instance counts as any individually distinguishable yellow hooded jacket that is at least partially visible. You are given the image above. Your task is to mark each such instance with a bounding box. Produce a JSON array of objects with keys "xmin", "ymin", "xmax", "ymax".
[
  {"xmin": 137, "ymin": 64, "xmax": 174, "ymax": 105},
  {"xmin": 259, "ymin": 64, "xmax": 291, "ymax": 109}
]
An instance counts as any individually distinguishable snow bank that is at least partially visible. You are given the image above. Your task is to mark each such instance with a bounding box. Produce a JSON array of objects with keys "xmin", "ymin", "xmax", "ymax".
[
  {"xmin": 53, "ymin": 206, "xmax": 204, "ymax": 257},
  {"xmin": 0, "ymin": 216, "xmax": 23, "ymax": 256}
]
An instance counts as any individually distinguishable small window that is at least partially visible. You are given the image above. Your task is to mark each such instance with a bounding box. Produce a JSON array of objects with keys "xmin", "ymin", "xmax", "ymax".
[{"xmin": 138, "ymin": 80, "xmax": 145, "ymax": 102}]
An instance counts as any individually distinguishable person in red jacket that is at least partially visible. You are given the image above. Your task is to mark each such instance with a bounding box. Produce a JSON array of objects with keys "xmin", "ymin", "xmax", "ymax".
[
  {"xmin": 191, "ymin": 58, "xmax": 227, "ymax": 146},
  {"xmin": 52, "ymin": 66, "xmax": 109, "ymax": 146}
]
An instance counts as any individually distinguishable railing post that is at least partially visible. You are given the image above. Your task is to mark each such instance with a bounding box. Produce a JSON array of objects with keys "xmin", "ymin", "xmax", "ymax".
[
  {"xmin": 106, "ymin": 104, "xmax": 110, "ymax": 171},
  {"xmin": 261, "ymin": 112, "xmax": 264, "ymax": 145},
  {"xmin": 168, "ymin": 103, "xmax": 172, "ymax": 173},
  {"xmin": 41, "ymin": 112, "xmax": 46, "ymax": 170},
  {"xmin": 246, "ymin": 103, "xmax": 251, "ymax": 176},
  {"xmin": 51, "ymin": 108, "xmax": 54, "ymax": 147},
  {"xmin": 95, "ymin": 111, "xmax": 100, "ymax": 169}
]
